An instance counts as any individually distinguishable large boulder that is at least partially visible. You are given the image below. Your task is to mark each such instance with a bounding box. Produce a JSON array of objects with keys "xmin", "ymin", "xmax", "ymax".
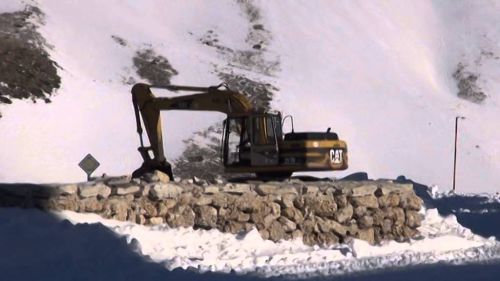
[
  {"xmin": 405, "ymin": 210, "xmax": 422, "ymax": 228},
  {"xmin": 78, "ymin": 184, "xmax": 99, "ymax": 198},
  {"xmin": 148, "ymin": 217, "xmax": 164, "ymax": 225},
  {"xmin": 353, "ymin": 206, "xmax": 367, "ymax": 218},
  {"xmin": 378, "ymin": 193, "xmax": 400, "ymax": 208},
  {"xmin": 144, "ymin": 170, "xmax": 170, "ymax": 183},
  {"xmin": 351, "ymin": 195, "xmax": 379, "ymax": 209},
  {"xmin": 282, "ymin": 207, "xmax": 304, "ymax": 224},
  {"xmin": 302, "ymin": 185, "xmax": 319, "ymax": 195},
  {"xmin": 375, "ymin": 183, "xmax": 413, "ymax": 196},
  {"xmin": 106, "ymin": 175, "xmax": 132, "ymax": 186},
  {"xmin": 299, "ymin": 218, "xmax": 317, "ymax": 234},
  {"xmin": 149, "ymin": 183, "xmax": 182, "ymax": 200},
  {"xmin": 255, "ymin": 184, "xmax": 278, "ymax": 196},
  {"xmin": 203, "ymin": 185, "xmax": 220, "ymax": 194},
  {"xmin": 334, "ymin": 204, "xmax": 353, "ymax": 223},
  {"xmin": 58, "ymin": 184, "xmax": 78, "ymax": 195},
  {"xmin": 211, "ymin": 193, "xmax": 229, "ymax": 208},
  {"xmin": 400, "ymin": 194, "xmax": 423, "ymax": 210},
  {"xmin": 218, "ymin": 207, "xmax": 241, "ymax": 222},
  {"xmin": 356, "ymin": 228, "xmax": 375, "ymax": 244},
  {"xmin": 381, "ymin": 218, "xmax": 393, "ymax": 234},
  {"xmin": 102, "ymin": 198, "xmax": 128, "ymax": 221},
  {"xmin": 143, "ymin": 201, "xmax": 158, "ymax": 218},
  {"xmin": 49, "ymin": 194, "xmax": 78, "ymax": 211},
  {"xmin": 78, "ymin": 197, "xmax": 102, "ymax": 212},
  {"xmin": 279, "ymin": 194, "xmax": 296, "ymax": 208},
  {"xmin": 221, "ymin": 183, "xmax": 251, "ymax": 195},
  {"xmin": 334, "ymin": 194, "xmax": 348, "ymax": 208},
  {"xmin": 194, "ymin": 205, "xmax": 218, "ymax": 229},
  {"xmin": 268, "ymin": 220, "xmax": 286, "ymax": 242},
  {"xmin": 351, "ymin": 184, "xmax": 378, "ymax": 197},
  {"xmin": 358, "ymin": 215, "xmax": 374, "ymax": 229},
  {"xmin": 78, "ymin": 183, "xmax": 111, "ymax": 199},
  {"xmin": 224, "ymin": 221, "xmax": 247, "ymax": 234},
  {"xmin": 308, "ymin": 195, "xmax": 337, "ymax": 217},
  {"xmin": 278, "ymin": 216, "xmax": 297, "ymax": 232},
  {"xmin": 317, "ymin": 232, "xmax": 339, "ymax": 246},
  {"xmin": 317, "ymin": 218, "xmax": 348, "ymax": 236},
  {"xmin": 235, "ymin": 193, "xmax": 261, "ymax": 212},
  {"xmin": 391, "ymin": 207, "xmax": 406, "ymax": 226},
  {"xmin": 194, "ymin": 195, "xmax": 213, "ymax": 206},
  {"xmin": 371, "ymin": 208, "xmax": 385, "ymax": 226},
  {"xmin": 166, "ymin": 205, "xmax": 195, "ymax": 228},
  {"xmin": 114, "ymin": 184, "xmax": 140, "ymax": 196}
]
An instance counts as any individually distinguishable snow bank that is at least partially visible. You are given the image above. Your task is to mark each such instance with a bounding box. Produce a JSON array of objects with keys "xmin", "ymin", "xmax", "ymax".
[
  {"xmin": 429, "ymin": 185, "xmax": 500, "ymax": 205},
  {"xmin": 57, "ymin": 207, "xmax": 500, "ymax": 278}
]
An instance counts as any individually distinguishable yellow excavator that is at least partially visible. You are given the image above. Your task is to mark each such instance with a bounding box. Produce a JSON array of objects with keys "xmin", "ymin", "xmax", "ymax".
[{"xmin": 131, "ymin": 83, "xmax": 348, "ymax": 179}]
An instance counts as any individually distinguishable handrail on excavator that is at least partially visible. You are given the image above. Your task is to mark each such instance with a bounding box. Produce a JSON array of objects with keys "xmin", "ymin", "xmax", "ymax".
[{"xmin": 149, "ymin": 83, "xmax": 229, "ymax": 93}]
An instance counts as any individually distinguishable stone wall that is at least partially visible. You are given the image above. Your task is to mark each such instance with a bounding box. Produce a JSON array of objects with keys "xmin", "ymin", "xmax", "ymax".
[{"xmin": 0, "ymin": 173, "xmax": 423, "ymax": 246}]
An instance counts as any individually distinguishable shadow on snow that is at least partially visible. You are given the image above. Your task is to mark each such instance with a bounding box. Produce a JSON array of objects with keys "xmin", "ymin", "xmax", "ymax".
[{"xmin": 395, "ymin": 176, "xmax": 500, "ymax": 241}]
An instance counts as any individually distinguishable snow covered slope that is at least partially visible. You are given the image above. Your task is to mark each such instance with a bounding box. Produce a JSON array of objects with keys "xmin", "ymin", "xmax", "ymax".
[{"xmin": 1, "ymin": 0, "xmax": 500, "ymax": 193}]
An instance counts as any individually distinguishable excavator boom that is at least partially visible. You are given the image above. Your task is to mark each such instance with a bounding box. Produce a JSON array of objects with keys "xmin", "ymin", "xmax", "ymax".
[{"xmin": 131, "ymin": 83, "xmax": 253, "ymax": 178}]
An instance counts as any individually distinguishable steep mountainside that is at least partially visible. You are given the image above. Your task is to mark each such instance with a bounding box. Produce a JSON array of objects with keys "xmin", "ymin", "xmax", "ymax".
[{"xmin": 0, "ymin": 0, "xmax": 499, "ymax": 193}]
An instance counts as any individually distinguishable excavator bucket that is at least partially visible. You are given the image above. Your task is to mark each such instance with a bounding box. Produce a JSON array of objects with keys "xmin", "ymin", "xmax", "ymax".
[{"xmin": 132, "ymin": 146, "xmax": 174, "ymax": 179}]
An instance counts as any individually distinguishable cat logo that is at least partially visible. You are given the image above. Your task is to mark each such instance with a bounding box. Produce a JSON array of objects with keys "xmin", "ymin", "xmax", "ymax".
[{"xmin": 330, "ymin": 149, "xmax": 343, "ymax": 164}]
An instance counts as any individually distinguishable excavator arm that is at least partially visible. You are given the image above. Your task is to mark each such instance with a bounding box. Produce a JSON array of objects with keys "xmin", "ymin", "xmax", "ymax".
[{"xmin": 131, "ymin": 83, "xmax": 253, "ymax": 179}]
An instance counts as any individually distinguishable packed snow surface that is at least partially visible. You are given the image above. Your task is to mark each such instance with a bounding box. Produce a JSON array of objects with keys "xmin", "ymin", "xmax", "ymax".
[
  {"xmin": 56, "ymin": 206, "xmax": 500, "ymax": 278},
  {"xmin": 1, "ymin": 0, "xmax": 500, "ymax": 194}
]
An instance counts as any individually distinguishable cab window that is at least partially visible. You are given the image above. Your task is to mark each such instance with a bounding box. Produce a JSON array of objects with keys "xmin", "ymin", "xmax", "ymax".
[{"xmin": 252, "ymin": 115, "xmax": 277, "ymax": 145}]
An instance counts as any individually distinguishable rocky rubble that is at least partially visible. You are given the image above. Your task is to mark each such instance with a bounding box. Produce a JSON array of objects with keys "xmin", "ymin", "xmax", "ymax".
[{"xmin": 0, "ymin": 174, "xmax": 423, "ymax": 246}]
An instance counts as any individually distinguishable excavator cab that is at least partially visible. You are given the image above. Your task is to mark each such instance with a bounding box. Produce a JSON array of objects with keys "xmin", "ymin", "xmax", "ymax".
[
  {"xmin": 222, "ymin": 113, "xmax": 282, "ymax": 168},
  {"xmin": 222, "ymin": 110, "xmax": 348, "ymax": 178}
]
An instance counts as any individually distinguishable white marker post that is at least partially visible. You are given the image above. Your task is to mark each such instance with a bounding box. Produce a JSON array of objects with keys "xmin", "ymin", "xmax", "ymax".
[
  {"xmin": 78, "ymin": 154, "xmax": 100, "ymax": 181},
  {"xmin": 453, "ymin": 116, "xmax": 465, "ymax": 192}
]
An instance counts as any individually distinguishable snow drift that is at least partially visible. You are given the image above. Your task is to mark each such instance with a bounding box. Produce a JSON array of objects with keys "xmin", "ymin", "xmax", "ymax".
[{"xmin": 57, "ymin": 207, "xmax": 500, "ymax": 278}]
